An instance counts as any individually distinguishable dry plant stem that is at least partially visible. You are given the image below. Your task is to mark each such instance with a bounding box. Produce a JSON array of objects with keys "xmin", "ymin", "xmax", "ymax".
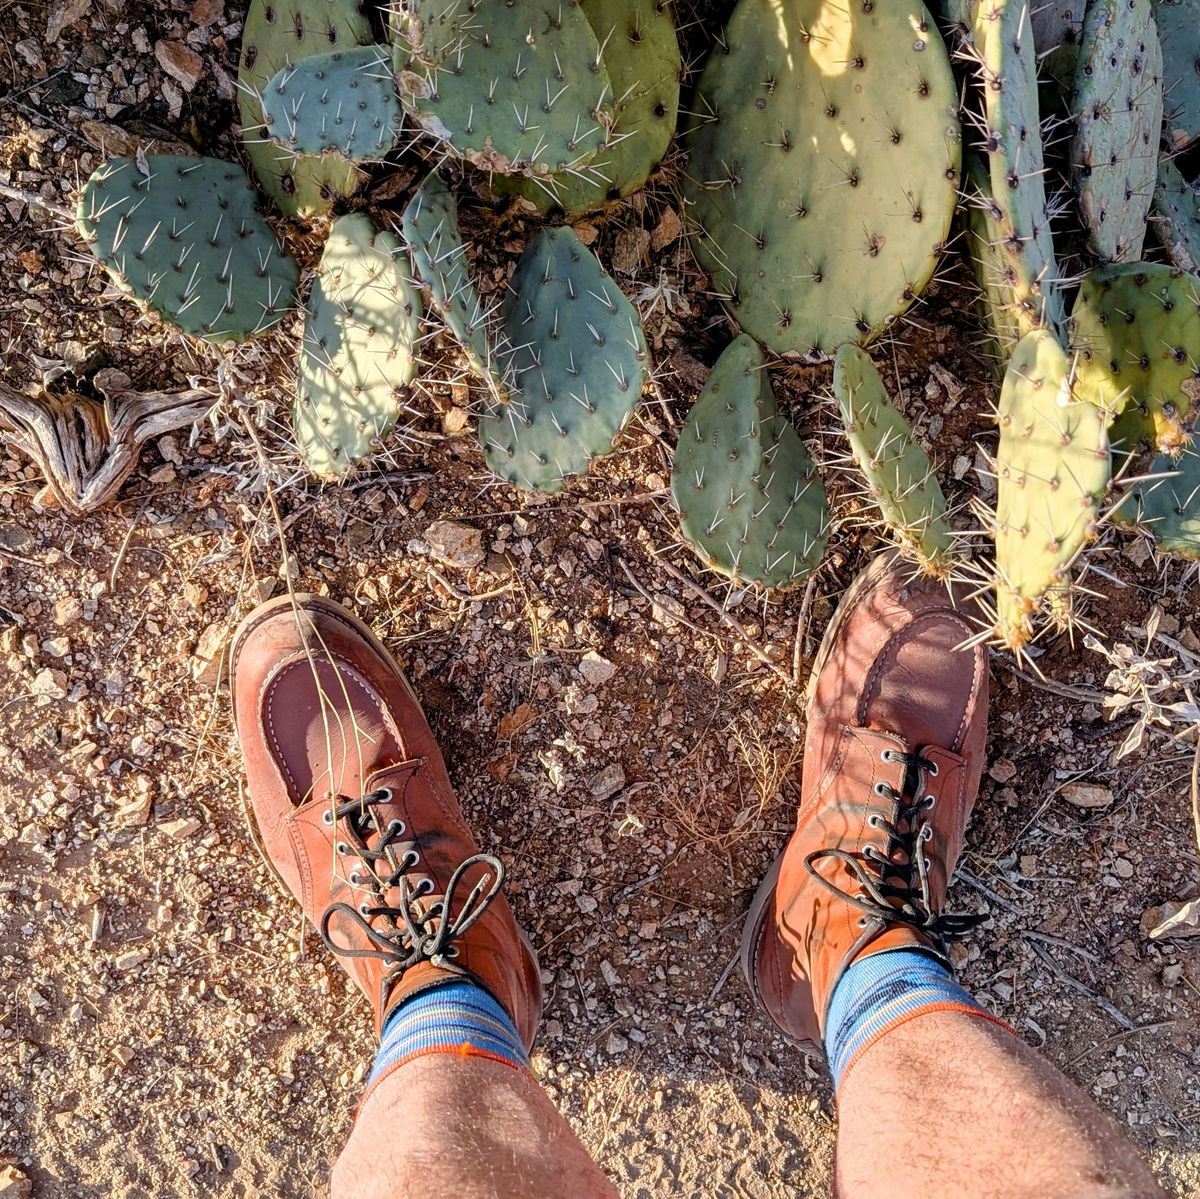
[
  {"xmin": 642, "ymin": 552, "xmax": 796, "ymax": 686},
  {"xmin": 1023, "ymin": 936, "xmax": 1134, "ymax": 1030},
  {"xmin": 0, "ymin": 377, "xmax": 214, "ymax": 513},
  {"xmin": 0, "ymin": 180, "xmax": 73, "ymax": 221}
]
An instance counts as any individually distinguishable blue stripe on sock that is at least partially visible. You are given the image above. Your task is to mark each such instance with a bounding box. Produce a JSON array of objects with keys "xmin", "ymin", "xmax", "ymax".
[
  {"xmin": 823, "ymin": 948, "xmax": 985, "ymax": 1091},
  {"xmin": 368, "ymin": 981, "xmax": 529, "ymax": 1085}
]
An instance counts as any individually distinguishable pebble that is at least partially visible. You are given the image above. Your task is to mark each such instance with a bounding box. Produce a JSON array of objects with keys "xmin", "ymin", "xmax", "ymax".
[
  {"xmin": 53, "ymin": 596, "xmax": 82, "ymax": 626},
  {"xmin": 1163, "ymin": 963, "xmax": 1183, "ymax": 987},
  {"xmin": 588, "ymin": 763, "xmax": 626, "ymax": 801},
  {"xmin": 155, "ymin": 39, "xmax": 204, "ymax": 90},
  {"xmin": 191, "ymin": 622, "xmax": 229, "ymax": 686},
  {"xmin": 30, "ymin": 667, "xmax": 68, "ymax": 701},
  {"xmin": 578, "ymin": 651, "xmax": 616, "ymax": 687},
  {"xmin": 1060, "ymin": 781, "xmax": 1114, "ymax": 809},
  {"xmin": 113, "ymin": 949, "xmax": 148, "ymax": 971},
  {"xmin": 0, "ymin": 1163, "xmax": 31, "ymax": 1198},
  {"xmin": 41, "ymin": 636, "xmax": 69, "ymax": 658},
  {"xmin": 424, "ymin": 520, "xmax": 484, "ymax": 569},
  {"xmin": 988, "ymin": 758, "xmax": 1017, "ymax": 784},
  {"xmin": 611, "ymin": 227, "xmax": 650, "ymax": 274},
  {"xmin": 159, "ymin": 817, "xmax": 203, "ymax": 840}
]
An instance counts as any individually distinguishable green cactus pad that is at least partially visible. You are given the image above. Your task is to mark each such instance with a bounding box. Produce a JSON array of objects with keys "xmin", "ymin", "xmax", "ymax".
[
  {"xmin": 396, "ymin": 0, "xmax": 615, "ymax": 179},
  {"xmin": 959, "ymin": 0, "xmax": 1065, "ymax": 333},
  {"xmin": 401, "ymin": 172, "xmax": 509, "ymax": 400},
  {"xmin": 1127, "ymin": 445, "xmax": 1200, "ymax": 556},
  {"xmin": 671, "ymin": 335, "xmax": 829, "ymax": 588},
  {"xmin": 260, "ymin": 46, "xmax": 402, "ymax": 165},
  {"xmin": 494, "ymin": 0, "xmax": 680, "ymax": 216},
  {"xmin": 1069, "ymin": 263, "xmax": 1200, "ymax": 456},
  {"xmin": 1150, "ymin": 159, "xmax": 1200, "ymax": 271},
  {"xmin": 76, "ymin": 155, "xmax": 298, "ymax": 343},
  {"xmin": 833, "ymin": 344, "xmax": 953, "ymax": 576},
  {"xmin": 963, "ymin": 155, "xmax": 1028, "ymax": 368},
  {"xmin": 238, "ymin": 0, "xmax": 372, "ymax": 219},
  {"xmin": 294, "ymin": 213, "xmax": 422, "ymax": 478},
  {"xmin": 477, "ymin": 227, "xmax": 649, "ymax": 493},
  {"xmin": 993, "ymin": 329, "xmax": 1110, "ymax": 649},
  {"xmin": 1155, "ymin": 0, "xmax": 1200, "ymax": 150},
  {"xmin": 682, "ymin": 0, "xmax": 961, "ymax": 358},
  {"xmin": 1071, "ymin": 0, "xmax": 1164, "ymax": 263}
]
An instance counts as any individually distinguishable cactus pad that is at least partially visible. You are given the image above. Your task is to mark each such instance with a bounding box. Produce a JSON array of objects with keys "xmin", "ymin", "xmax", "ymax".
[
  {"xmin": 992, "ymin": 329, "xmax": 1110, "ymax": 649},
  {"xmin": 401, "ymin": 172, "xmax": 509, "ymax": 400},
  {"xmin": 1069, "ymin": 263, "xmax": 1200, "ymax": 456},
  {"xmin": 1126, "ymin": 445, "xmax": 1200, "ymax": 556},
  {"xmin": 238, "ymin": 0, "xmax": 372, "ymax": 219},
  {"xmin": 671, "ymin": 335, "xmax": 829, "ymax": 587},
  {"xmin": 1150, "ymin": 158, "xmax": 1200, "ymax": 271},
  {"xmin": 477, "ymin": 226, "xmax": 649, "ymax": 492},
  {"xmin": 1071, "ymin": 0, "xmax": 1164, "ymax": 263},
  {"xmin": 682, "ymin": 0, "xmax": 961, "ymax": 358},
  {"xmin": 76, "ymin": 155, "xmax": 298, "ymax": 343},
  {"xmin": 260, "ymin": 46, "xmax": 402, "ymax": 164},
  {"xmin": 833, "ymin": 344, "xmax": 953, "ymax": 576},
  {"xmin": 960, "ymin": 0, "xmax": 1065, "ymax": 333},
  {"xmin": 496, "ymin": 0, "xmax": 680, "ymax": 215},
  {"xmin": 1155, "ymin": 0, "xmax": 1200, "ymax": 150},
  {"xmin": 396, "ymin": 0, "xmax": 615, "ymax": 179},
  {"xmin": 294, "ymin": 213, "xmax": 422, "ymax": 478}
]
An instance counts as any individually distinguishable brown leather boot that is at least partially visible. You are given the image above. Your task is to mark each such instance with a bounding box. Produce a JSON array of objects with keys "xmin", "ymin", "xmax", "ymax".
[
  {"xmin": 741, "ymin": 553, "xmax": 988, "ymax": 1053},
  {"xmin": 229, "ymin": 594, "xmax": 542, "ymax": 1045}
]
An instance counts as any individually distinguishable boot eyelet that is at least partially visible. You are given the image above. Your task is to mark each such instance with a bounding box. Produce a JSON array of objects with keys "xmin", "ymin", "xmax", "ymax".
[
  {"xmin": 348, "ymin": 870, "xmax": 362, "ymax": 886},
  {"xmin": 922, "ymin": 795, "xmax": 936, "ymax": 810},
  {"xmin": 335, "ymin": 841, "xmax": 351, "ymax": 855},
  {"xmin": 401, "ymin": 850, "xmax": 420, "ymax": 870},
  {"xmin": 446, "ymin": 945, "xmax": 460, "ymax": 959},
  {"xmin": 880, "ymin": 749, "xmax": 894, "ymax": 762},
  {"xmin": 866, "ymin": 814, "xmax": 881, "ymax": 829},
  {"xmin": 415, "ymin": 878, "xmax": 434, "ymax": 897},
  {"xmin": 358, "ymin": 901, "xmax": 372, "ymax": 917},
  {"xmin": 856, "ymin": 915, "xmax": 870, "ymax": 928},
  {"xmin": 373, "ymin": 787, "xmax": 393, "ymax": 803},
  {"xmin": 921, "ymin": 825, "xmax": 934, "ymax": 842},
  {"xmin": 321, "ymin": 810, "xmax": 335, "ymax": 827},
  {"xmin": 926, "ymin": 762, "xmax": 939, "ymax": 776},
  {"xmin": 873, "ymin": 781, "xmax": 891, "ymax": 797},
  {"xmin": 386, "ymin": 819, "xmax": 406, "ymax": 837}
]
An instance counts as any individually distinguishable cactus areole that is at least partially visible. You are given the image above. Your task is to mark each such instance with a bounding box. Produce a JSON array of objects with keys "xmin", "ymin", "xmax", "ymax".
[{"xmin": 682, "ymin": 0, "xmax": 961, "ymax": 359}]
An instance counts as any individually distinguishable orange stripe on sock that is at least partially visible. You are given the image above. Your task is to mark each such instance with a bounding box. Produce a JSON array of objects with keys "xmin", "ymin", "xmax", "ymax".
[{"xmin": 357, "ymin": 1044, "xmax": 529, "ymax": 1110}]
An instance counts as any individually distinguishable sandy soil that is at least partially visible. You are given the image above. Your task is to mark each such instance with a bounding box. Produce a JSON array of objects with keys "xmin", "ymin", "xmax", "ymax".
[{"xmin": 1, "ymin": 0, "xmax": 1199, "ymax": 1195}]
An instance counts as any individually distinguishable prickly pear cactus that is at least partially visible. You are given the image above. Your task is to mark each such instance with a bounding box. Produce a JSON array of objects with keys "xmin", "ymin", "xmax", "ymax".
[
  {"xmin": 238, "ymin": 0, "xmax": 372, "ymax": 219},
  {"xmin": 963, "ymin": 156, "xmax": 1026, "ymax": 367},
  {"xmin": 833, "ymin": 345, "xmax": 953, "ymax": 576},
  {"xmin": 395, "ymin": 0, "xmax": 615, "ymax": 179},
  {"xmin": 682, "ymin": 0, "xmax": 961, "ymax": 358},
  {"xmin": 495, "ymin": 0, "xmax": 680, "ymax": 216},
  {"xmin": 671, "ymin": 335, "xmax": 829, "ymax": 588},
  {"xmin": 477, "ymin": 227, "xmax": 649, "ymax": 493},
  {"xmin": 957, "ymin": 0, "xmax": 1065, "ymax": 333},
  {"xmin": 260, "ymin": 46, "xmax": 402, "ymax": 164},
  {"xmin": 76, "ymin": 155, "xmax": 298, "ymax": 343},
  {"xmin": 1150, "ymin": 159, "xmax": 1200, "ymax": 271},
  {"xmin": 1071, "ymin": 0, "xmax": 1164, "ymax": 263},
  {"xmin": 992, "ymin": 329, "xmax": 1110, "ymax": 650},
  {"xmin": 1125, "ymin": 445, "xmax": 1200, "ymax": 556},
  {"xmin": 1154, "ymin": 0, "xmax": 1200, "ymax": 150},
  {"xmin": 401, "ymin": 172, "xmax": 509, "ymax": 401},
  {"xmin": 294, "ymin": 213, "xmax": 422, "ymax": 478},
  {"xmin": 1069, "ymin": 263, "xmax": 1200, "ymax": 456}
]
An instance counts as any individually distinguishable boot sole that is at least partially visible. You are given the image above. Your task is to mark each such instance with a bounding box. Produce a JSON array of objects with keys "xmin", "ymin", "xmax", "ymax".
[{"xmin": 228, "ymin": 593, "xmax": 543, "ymax": 1017}]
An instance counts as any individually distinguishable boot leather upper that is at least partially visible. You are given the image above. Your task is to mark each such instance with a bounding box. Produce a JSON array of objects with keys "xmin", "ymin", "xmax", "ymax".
[
  {"xmin": 231, "ymin": 598, "xmax": 542, "ymax": 1044},
  {"xmin": 749, "ymin": 558, "xmax": 988, "ymax": 1049}
]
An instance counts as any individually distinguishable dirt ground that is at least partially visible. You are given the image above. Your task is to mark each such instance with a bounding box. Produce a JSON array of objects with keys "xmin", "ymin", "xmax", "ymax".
[{"xmin": 2, "ymin": 1, "xmax": 1200, "ymax": 1196}]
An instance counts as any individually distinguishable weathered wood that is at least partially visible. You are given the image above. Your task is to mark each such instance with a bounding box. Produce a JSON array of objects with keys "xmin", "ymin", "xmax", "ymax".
[{"xmin": 0, "ymin": 371, "xmax": 215, "ymax": 513}]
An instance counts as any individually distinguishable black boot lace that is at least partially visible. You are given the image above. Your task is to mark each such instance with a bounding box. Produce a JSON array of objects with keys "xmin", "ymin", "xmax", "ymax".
[
  {"xmin": 318, "ymin": 786, "xmax": 504, "ymax": 1000},
  {"xmin": 803, "ymin": 749, "xmax": 980, "ymax": 946}
]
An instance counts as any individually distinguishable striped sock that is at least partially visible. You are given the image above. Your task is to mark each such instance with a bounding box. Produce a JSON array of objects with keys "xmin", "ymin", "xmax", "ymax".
[
  {"xmin": 367, "ymin": 981, "xmax": 530, "ymax": 1091},
  {"xmin": 823, "ymin": 948, "xmax": 1010, "ymax": 1093}
]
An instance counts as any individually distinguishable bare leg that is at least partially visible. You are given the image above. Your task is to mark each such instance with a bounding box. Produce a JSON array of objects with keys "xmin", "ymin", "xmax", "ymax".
[
  {"xmin": 331, "ymin": 1054, "xmax": 618, "ymax": 1199},
  {"xmin": 836, "ymin": 1011, "xmax": 1168, "ymax": 1199}
]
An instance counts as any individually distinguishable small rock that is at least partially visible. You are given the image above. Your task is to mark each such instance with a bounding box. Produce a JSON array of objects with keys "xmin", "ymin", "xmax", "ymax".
[
  {"xmin": 155, "ymin": 39, "xmax": 204, "ymax": 90},
  {"xmin": 147, "ymin": 463, "xmax": 176, "ymax": 485},
  {"xmin": 41, "ymin": 636, "xmax": 69, "ymax": 658},
  {"xmin": 606, "ymin": 1032, "xmax": 629, "ymax": 1055},
  {"xmin": 442, "ymin": 407, "xmax": 470, "ymax": 434},
  {"xmin": 191, "ymin": 622, "xmax": 229, "ymax": 685},
  {"xmin": 1113, "ymin": 858, "xmax": 1135, "ymax": 880},
  {"xmin": 184, "ymin": 581, "xmax": 209, "ymax": 609},
  {"xmin": 0, "ymin": 1163, "xmax": 32, "ymax": 1198},
  {"xmin": 110, "ymin": 1044, "xmax": 136, "ymax": 1067},
  {"xmin": 252, "ymin": 576, "xmax": 276, "ymax": 603},
  {"xmin": 612, "ymin": 226, "xmax": 651, "ymax": 274},
  {"xmin": 30, "ymin": 667, "xmax": 68, "ymax": 701},
  {"xmin": 0, "ymin": 524, "xmax": 33, "ymax": 552},
  {"xmin": 45, "ymin": 0, "xmax": 89, "ymax": 40},
  {"xmin": 158, "ymin": 433, "xmax": 183, "ymax": 464},
  {"xmin": 988, "ymin": 757, "xmax": 1017, "ymax": 784},
  {"xmin": 424, "ymin": 519, "xmax": 485, "ymax": 569},
  {"xmin": 578, "ymin": 651, "xmax": 616, "ymax": 687},
  {"xmin": 650, "ymin": 207, "xmax": 682, "ymax": 251},
  {"xmin": 1162, "ymin": 963, "xmax": 1183, "ymax": 987},
  {"xmin": 1060, "ymin": 781, "xmax": 1113, "ymax": 809},
  {"xmin": 588, "ymin": 762, "xmax": 626, "ymax": 800},
  {"xmin": 189, "ymin": 0, "xmax": 223, "ymax": 23},
  {"xmin": 159, "ymin": 816, "xmax": 202, "ymax": 840},
  {"xmin": 113, "ymin": 949, "xmax": 148, "ymax": 971},
  {"xmin": 54, "ymin": 596, "xmax": 82, "ymax": 626}
]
